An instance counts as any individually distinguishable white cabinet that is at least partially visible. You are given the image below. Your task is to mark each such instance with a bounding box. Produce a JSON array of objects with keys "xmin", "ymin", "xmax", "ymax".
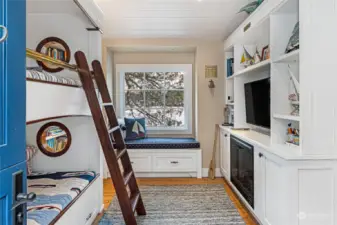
[
  {"xmin": 219, "ymin": 129, "xmax": 230, "ymax": 180},
  {"xmin": 127, "ymin": 149, "xmax": 202, "ymax": 178},
  {"xmin": 254, "ymin": 148, "xmax": 290, "ymax": 225}
]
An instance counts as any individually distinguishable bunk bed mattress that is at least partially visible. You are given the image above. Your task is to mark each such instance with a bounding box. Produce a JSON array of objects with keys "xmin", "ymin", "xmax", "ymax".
[
  {"xmin": 26, "ymin": 69, "xmax": 82, "ymax": 87},
  {"xmin": 27, "ymin": 171, "xmax": 96, "ymax": 225}
]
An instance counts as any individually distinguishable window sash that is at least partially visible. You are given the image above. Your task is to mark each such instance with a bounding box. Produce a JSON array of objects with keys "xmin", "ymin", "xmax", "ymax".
[{"xmin": 116, "ymin": 64, "xmax": 192, "ymax": 134}]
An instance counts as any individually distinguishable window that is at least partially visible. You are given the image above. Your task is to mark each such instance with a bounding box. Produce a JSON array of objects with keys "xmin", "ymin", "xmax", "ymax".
[{"xmin": 116, "ymin": 64, "xmax": 192, "ymax": 134}]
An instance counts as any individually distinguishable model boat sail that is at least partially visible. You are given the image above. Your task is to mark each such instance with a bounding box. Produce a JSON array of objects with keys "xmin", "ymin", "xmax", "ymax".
[{"xmin": 132, "ymin": 121, "xmax": 146, "ymax": 135}]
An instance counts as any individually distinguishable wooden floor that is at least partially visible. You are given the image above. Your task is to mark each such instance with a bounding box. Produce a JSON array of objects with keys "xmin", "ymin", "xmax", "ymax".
[{"xmin": 95, "ymin": 178, "xmax": 258, "ymax": 225}]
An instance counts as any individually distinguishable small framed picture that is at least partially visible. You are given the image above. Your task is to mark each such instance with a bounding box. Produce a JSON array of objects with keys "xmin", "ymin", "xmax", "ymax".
[{"xmin": 261, "ymin": 45, "xmax": 270, "ymax": 61}]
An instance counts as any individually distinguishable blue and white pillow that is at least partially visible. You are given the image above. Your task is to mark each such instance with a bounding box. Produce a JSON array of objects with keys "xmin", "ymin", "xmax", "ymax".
[{"xmin": 124, "ymin": 118, "xmax": 147, "ymax": 141}]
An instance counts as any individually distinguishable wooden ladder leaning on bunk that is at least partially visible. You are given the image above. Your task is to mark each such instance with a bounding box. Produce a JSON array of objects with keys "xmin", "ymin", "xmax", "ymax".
[{"xmin": 74, "ymin": 51, "xmax": 146, "ymax": 225}]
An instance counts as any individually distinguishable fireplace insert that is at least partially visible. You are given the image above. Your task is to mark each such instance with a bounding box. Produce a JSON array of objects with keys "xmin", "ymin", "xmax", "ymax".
[{"xmin": 230, "ymin": 135, "xmax": 254, "ymax": 208}]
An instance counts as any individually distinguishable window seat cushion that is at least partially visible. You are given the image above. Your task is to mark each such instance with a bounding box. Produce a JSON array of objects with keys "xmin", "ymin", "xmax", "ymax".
[{"xmin": 125, "ymin": 137, "xmax": 200, "ymax": 149}]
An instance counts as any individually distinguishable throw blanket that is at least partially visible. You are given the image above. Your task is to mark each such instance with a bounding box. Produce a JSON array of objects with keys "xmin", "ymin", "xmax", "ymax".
[{"xmin": 27, "ymin": 171, "xmax": 96, "ymax": 225}]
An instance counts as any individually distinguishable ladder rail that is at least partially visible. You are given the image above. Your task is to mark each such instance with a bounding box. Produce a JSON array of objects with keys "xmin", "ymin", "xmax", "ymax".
[
  {"xmin": 91, "ymin": 60, "xmax": 146, "ymax": 216},
  {"xmin": 74, "ymin": 51, "xmax": 142, "ymax": 225}
]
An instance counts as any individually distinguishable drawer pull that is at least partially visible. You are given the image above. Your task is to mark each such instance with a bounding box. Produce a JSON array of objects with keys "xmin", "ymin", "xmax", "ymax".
[
  {"xmin": 170, "ymin": 161, "xmax": 179, "ymax": 164},
  {"xmin": 131, "ymin": 161, "xmax": 134, "ymax": 164}
]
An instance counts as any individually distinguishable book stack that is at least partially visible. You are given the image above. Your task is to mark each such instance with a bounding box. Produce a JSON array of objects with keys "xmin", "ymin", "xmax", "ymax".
[
  {"xmin": 46, "ymin": 47, "xmax": 67, "ymax": 61},
  {"xmin": 226, "ymin": 58, "xmax": 234, "ymax": 77}
]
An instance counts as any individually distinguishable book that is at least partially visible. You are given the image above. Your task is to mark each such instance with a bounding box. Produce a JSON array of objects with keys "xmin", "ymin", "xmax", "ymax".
[{"xmin": 227, "ymin": 58, "xmax": 234, "ymax": 77}]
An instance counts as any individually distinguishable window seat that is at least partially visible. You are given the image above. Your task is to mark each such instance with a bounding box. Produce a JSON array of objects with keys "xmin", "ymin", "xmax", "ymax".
[{"xmin": 125, "ymin": 137, "xmax": 200, "ymax": 149}]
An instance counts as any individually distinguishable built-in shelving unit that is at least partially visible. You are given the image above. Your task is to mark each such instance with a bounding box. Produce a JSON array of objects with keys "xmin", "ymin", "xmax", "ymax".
[
  {"xmin": 224, "ymin": 0, "xmax": 301, "ymax": 154},
  {"xmin": 222, "ymin": 0, "xmax": 337, "ymax": 224}
]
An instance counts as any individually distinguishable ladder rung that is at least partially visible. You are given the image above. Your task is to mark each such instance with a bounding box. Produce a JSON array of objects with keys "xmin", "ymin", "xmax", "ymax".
[
  {"xmin": 109, "ymin": 125, "xmax": 120, "ymax": 134},
  {"xmin": 116, "ymin": 148, "xmax": 127, "ymax": 159},
  {"xmin": 130, "ymin": 192, "xmax": 140, "ymax": 213},
  {"xmin": 101, "ymin": 102, "xmax": 113, "ymax": 106},
  {"xmin": 123, "ymin": 169, "xmax": 134, "ymax": 186}
]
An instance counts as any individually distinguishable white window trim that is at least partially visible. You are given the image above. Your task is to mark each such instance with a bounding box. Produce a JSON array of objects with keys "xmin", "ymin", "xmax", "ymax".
[{"xmin": 115, "ymin": 64, "xmax": 193, "ymax": 135}]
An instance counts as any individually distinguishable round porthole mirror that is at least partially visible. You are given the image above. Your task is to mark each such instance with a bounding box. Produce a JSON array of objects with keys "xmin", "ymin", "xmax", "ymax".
[
  {"xmin": 36, "ymin": 37, "xmax": 71, "ymax": 73},
  {"xmin": 37, "ymin": 122, "xmax": 72, "ymax": 157}
]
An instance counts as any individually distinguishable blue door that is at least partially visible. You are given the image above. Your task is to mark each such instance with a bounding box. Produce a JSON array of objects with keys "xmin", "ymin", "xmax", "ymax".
[{"xmin": 0, "ymin": 0, "xmax": 28, "ymax": 224}]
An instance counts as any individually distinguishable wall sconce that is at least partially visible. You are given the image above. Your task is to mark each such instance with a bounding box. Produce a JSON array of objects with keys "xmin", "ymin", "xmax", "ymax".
[{"xmin": 205, "ymin": 65, "xmax": 217, "ymax": 89}]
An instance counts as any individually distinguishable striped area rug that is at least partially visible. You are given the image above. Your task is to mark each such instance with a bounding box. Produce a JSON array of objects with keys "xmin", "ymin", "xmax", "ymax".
[{"xmin": 99, "ymin": 184, "xmax": 245, "ymax": 225}]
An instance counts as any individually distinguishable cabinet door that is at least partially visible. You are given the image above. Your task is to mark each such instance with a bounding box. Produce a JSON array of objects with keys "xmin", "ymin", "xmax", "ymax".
[
  {"xmin": 222, "ymin": 132, "xmax": 230, "ymax": 180},
  {"xmin": 220, "ymin": 130, "xmax": 230, "ymax": 179},
  {"xmin": 262, "ymin": 154, "xmax": 284, "ymax": 225},
  {"xmin": 254, "ymin": 150, "xmax": 264, "ymax": 221}
]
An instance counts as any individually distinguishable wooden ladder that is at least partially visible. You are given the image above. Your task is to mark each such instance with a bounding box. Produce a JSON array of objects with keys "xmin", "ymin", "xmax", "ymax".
[{"xmin": 74, "ymin": 51, "xmax": 146, "ymax": 225}]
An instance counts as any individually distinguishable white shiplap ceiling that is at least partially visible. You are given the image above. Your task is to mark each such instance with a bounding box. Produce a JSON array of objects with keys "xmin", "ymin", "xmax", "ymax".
[{"xmin": 94, "ymin": 0, "xmax": 251, "ymax": 40}]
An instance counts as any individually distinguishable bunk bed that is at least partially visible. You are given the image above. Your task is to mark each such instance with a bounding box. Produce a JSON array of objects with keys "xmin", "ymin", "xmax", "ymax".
[{"xmin": 25, "ymin": 0, "xmax": 104, "ymax": 224}]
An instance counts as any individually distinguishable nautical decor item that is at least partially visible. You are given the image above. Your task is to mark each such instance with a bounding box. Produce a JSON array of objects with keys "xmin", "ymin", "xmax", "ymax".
[
  {"xmin": 208, "ymin": 124, "xmax": 219, "ymax": 180},
  {"xmin": 285, "ymin": 22, "xmax": 299, "ymax": 53},
  {"xmin": 208, "ymin": 80, "xmax": 216, "ymax": 89},
  {"xmin": 241, "ymin": 47, "xmax": 254, "ymax": 67},
  {"xmin": 288, "ymin": 65, "xmax": 300, "ymax": 116},
  {"xmin": 253, "ymin": 48, "xmax": 261, "ymax": 64},
  {"xmin": 36, "ymin": 37, "xmax": 71, "ymax": 73},
  {"xmin": 238, "ymin": 0, "xmax": 264, "ymax": 14},
  {"xmin": 36, "ymin": 122, "xmax": 72, "ymax": 157},
  {"xmin": 261, "ymin": 45, "xmax": 270, "ymax": 61}
]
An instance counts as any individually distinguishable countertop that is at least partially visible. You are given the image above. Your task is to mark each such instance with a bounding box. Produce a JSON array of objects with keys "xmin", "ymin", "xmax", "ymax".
[{"xmin": 219, "ymin": 125, "xmax": 337, "ymax": 161}]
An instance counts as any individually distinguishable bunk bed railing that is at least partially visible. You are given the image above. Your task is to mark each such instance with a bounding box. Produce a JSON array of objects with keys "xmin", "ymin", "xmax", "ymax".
[{"xmin": 26, "ymin": 48, "xmax": 79, "ymax": 72}]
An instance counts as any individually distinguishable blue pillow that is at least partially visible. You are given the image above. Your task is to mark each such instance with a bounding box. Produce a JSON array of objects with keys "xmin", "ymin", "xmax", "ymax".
[{"xmin": 124, "ymin": 117, "xmax": 147, "ymax": 140}]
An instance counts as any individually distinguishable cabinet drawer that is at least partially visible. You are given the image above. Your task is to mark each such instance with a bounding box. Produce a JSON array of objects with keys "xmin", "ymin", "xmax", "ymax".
[
  {"xmin": 153, "ymin": 155, "xmax": 196, "ymax": 172},
  {"xmin": 129, "ymin": 155, "xmax": 152, "ymax": 172}
]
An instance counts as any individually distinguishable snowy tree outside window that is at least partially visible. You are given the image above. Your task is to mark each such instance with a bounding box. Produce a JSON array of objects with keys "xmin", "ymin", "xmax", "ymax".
[{"xmin": 116, "ymin": 64, "xmax": 192, "ymax": 133}]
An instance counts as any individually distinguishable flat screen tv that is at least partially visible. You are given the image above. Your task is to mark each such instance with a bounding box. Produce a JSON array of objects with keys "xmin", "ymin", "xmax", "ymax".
[{"xmin": 244, "ymin": 78, "xmax": 270, "ymax": 129}]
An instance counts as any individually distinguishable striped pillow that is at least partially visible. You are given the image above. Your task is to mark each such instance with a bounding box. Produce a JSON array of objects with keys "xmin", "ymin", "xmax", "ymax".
[{"xmin": 26, "ymin": 145, "xmax": 38, "ymax": 175}]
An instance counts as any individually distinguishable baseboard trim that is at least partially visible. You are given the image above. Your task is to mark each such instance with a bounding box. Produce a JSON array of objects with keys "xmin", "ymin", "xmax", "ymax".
[{"xmin": 202, "ymin": 168, "xmax": 222, "ymax": 178}]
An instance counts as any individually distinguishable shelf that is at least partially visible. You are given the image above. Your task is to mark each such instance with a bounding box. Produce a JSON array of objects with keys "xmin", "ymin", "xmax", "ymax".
[
  {"xmin": 290, "ymin": 101, "xmax": 300, "ymax": 105},
  {"xmin": 226, "ymin": 103, "xmax": 235, "ymax": 106},
  {"xmin": 274, "ymin": 49, "xmax": 300, "ymax": 63},
  {"xmin": 273, "ymin": 114, "xmax": 300, "ymax": 122},
  {"xmin": 46, "ymin": 131, "xmax": 67, "ymax": 140},
  {"xmin": 230, "ymin": 59, "xmax": 271, "ymax": 79}
]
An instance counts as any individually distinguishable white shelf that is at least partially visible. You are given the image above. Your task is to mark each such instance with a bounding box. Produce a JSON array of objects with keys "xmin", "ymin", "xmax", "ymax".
[
  {"xmin": 46, "ymin": 131, "xmax": 67, "ymax": 140},
  {"xmin": 230, "ymin": 59, "xmax": 271, "ymax": 79},
  {"xmin": 290, "ymin": 101, "xmax": 300, "ymax": 105},
  {"xmin": 274, "ymin": 49, "xmax": 300, "ymax": 63},
  {"xmin": 226, "ymin": 103, "xmax": 234, "ymax": 106},
  {"xmin": 273, "ymin": 113, "xmax": 300, "ymax": 122}
]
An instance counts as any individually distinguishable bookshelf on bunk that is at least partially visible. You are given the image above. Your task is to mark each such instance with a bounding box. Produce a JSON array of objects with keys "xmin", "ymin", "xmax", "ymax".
[{"xmin": 26, "ymin": 48, "xmax": 146, "ymax": 225}]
